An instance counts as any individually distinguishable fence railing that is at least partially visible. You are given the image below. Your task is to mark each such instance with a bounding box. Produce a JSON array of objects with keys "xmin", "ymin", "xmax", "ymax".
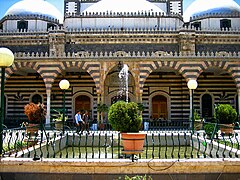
[
  {"xmin": 1, "ymin": 122, "xmax": 240, "ymax": 160},
  {"xmin": 88, "ymin": 120, "xmax": 191, "ymax": 131}
]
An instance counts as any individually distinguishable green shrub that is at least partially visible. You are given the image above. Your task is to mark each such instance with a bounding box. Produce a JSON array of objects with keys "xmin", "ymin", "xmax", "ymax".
[
  {"xmin": 204, "ymin": 123, "xmax": 216, "ymax": 138},
  {"xmin": 194, "ymin": 110, "xmax": 200, "ymax": 120},
  {"xmin": 137, "ymin": 103, "xmax": 145, "ymax": 112},
  {"xmin": 108, "ymin": 101, "xmax": 142, "ymax": 132},
  {"xmin": 52, "ymin": 109, "xmax": 68, "ymax": 122},
  {"xmin": 215, "ymin": 104, "xmax": 237, "ymax": 124}
]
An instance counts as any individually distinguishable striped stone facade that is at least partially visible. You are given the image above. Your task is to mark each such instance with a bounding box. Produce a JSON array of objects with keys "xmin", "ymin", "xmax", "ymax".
[
  {"xmin": 0, "ymin": 26, "xmax": 239, "ymax": 127},
  {"xmin": 0, "ymin": 25, "xmax": 240, "ymax": 127}
]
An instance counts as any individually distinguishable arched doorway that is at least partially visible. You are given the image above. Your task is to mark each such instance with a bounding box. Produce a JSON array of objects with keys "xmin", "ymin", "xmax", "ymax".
[
  {"xmin": 152, "ymin": 95, "xmax": 168, "ymax": 119},
  {"xmin": 201, "ymin": 94, "xmax": 213, "ymax": 119},
  {"xmin": 104, "ymin": 63, "xmax": 135, "ymax": 106},
  {"xmin": 75, "ymin": 95, "xmax": 91, "ymax": 113}
]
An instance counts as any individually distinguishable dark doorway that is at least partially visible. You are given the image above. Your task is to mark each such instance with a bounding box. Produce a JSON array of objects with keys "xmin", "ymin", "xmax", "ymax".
[{"xmin": 202, "ymin": 94, "xmax": 213, "ymax": 119}]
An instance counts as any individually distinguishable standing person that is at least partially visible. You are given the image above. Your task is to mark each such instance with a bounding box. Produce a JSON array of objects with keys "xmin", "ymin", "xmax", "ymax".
[
  {"xmin": 82, "ymin": 110, "xmax": 90, "ymax": 135},
  {"xmin": 75, "ymin": 110, "xmax": 84, "ymax": 134}
]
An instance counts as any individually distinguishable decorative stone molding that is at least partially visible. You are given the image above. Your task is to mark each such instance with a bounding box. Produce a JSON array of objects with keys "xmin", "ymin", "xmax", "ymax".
[
  {"xmin": 13, "ymin": 51, "xmax": 240, "ymax": 59},
  {"xmin": 64, "ymin": 11, "xmax": 184, "ymax": 18},
  {"xmin": 1, "ymin": 26, "xmax": 240, "ymax": 34},
  {"xmin": 190, "ymin": 12, "xmax": 240, "ymax": 21}
]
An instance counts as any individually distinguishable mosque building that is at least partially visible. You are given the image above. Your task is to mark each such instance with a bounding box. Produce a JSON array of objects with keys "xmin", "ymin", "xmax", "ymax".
[{"xmin": 0, "ymin": 0, "xmax": 239, "ymax": 128}]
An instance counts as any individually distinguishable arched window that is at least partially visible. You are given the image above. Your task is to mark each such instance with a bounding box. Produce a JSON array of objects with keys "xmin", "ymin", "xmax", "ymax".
[
  {"xmin": 47, "ymin": 23, "xmax": 56, "ymax": 30},
  {"xmin": 32, "ymin": 94, "xmax": 42, "ymax": 104},
  {"xmin": 17, "ymin": 20, "xmax": 28, "ymax": 32},
  {"xmin": 191, "ymin": 21, "xmax": 201, "ymax": 30},
  {"xmin": 220, "ymin": 19, "xmax": 231, "ymax": 30},
  {"xmin": 152, "ymin": 95, "xmax": 168, "ymax": 120},
  {"xmin": 202, "ymin": 94, "xmax": 213, "ymax": 119}
]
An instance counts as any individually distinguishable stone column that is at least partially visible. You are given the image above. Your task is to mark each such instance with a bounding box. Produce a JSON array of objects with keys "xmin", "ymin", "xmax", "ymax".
[
  {"xmin": 139, "ymin": 93, "xmax": 143, "ymax": 103},
  {"xmin": 46, "ymin": 89, "xmax": 51, "ymax": 126},
  {"xmin": 97, "ymin": 93, "xmax": 101, "ymax": 122}
]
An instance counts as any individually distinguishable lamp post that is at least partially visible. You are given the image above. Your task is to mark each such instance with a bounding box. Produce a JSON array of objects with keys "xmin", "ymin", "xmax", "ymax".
[
  {"xmin": 59, "ymin": 79, "xmax": 70, "ymax": 134},
  {"xmin": 0, "ymin": 48, "xmax": 14, "ymax": 155},
  {"xmin": 187, "ymin": 79, "xmax": 198, "ymax": 132}
]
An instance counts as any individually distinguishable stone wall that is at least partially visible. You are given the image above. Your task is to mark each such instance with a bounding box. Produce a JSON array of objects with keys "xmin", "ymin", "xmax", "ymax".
[
  {"xmin": 65, "ymin": 43, "xmax": 179, "ymax": 53},
  {"xmin": 1, "ymin": 158, "xmax": 240, "ymax": 180},
  {"xmin": 5, "ymin": 45, "xmax": 49, "ymax": 54},
  {"xmin": 196, "ymin": 44, "xmax": 240, "ymax": 53}
]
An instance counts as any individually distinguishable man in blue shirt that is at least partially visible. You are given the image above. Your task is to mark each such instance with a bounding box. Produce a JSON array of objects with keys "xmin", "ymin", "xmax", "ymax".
[{"xmin": 75, "ymin": 110, "xmax": 84, "ymax": 134}]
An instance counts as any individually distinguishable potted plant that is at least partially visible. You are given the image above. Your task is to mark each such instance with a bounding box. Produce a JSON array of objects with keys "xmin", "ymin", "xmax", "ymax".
[
  {"xmin": 194, "ymin": 110, "xmax": 203, "ymax": 131},
  {"xmin": 24, "ymin": 102, "xmax": 46, "ymax": 136},
  {"xmin": 108, "ymin": 101, "xmax": 145, "ymax": 156},
  {"xmin": 137, "ymin": 103, "xmax": 148, "ymax": 130},
  {"xmin": 204, "ymin": 123, "xmax": 216, "ymax": 139},
  {"xmin": 215, "ymin": 104, "xmax": 237, "ymax": 135},
  {"xmin": 97, "ymin": 103, "xmax": 108, "ymax": 130},
  {"xmin": 52, "ymin": 109, "xmax": 68, "ymax": 130}
]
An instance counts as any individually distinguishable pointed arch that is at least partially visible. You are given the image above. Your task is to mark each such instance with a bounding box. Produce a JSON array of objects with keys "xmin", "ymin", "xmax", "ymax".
[
  {"xmin": 201, "ymin": 61, "xmax": 240, "ymax": 87},
  {"xmin": 200, "ymin": 92, "xmax": 214, "ymax": 119},
  {"xmin": 139, "ymin": 61, "xmax": 184, "ymax": 93}
]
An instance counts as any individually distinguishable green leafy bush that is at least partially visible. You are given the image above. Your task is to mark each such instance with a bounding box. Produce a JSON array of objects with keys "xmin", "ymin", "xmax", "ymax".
[
  {"xmin": 215, "ymin": 104, "xmax": 237, "ymax": 124},
  {"xmin": 52, "ymin": 109, "xmax": 68, "ymax": 122},
  {"xmin": 204, "ymin": 123, "xmax": 216, "ymax": 138},
  {"xmin": 137, "ymin": 103, "xmax": 145, "ymax": 112},
  {"xmin": 194, "ymin": 110, "xmax": 200, "ymax": 120},
  {"xmin": 108, "ymin": 101, "xmax": 142, "ymax": 132}
]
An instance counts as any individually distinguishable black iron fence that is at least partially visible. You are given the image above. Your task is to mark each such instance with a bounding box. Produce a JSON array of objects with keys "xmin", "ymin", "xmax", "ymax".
[
  {"xmin": 1, "ymin": 122, "xmax": 240, "ymax": 160},
  {"xmin": 88, "ymin": 119, "xmax": 190, "ymax": 131}
]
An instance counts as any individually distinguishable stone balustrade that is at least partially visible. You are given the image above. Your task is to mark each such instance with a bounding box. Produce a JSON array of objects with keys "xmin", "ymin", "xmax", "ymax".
[
  {"xmin": 13, "ymin": 51, "xmax": 240, "ymax": 59},
  {"xmin": 64, "ymin": 11, "xmax": 173, "ymax": 18},
  {"xmin": 1, "ymin": 25, "xmax": 240, "ymax": 34}
]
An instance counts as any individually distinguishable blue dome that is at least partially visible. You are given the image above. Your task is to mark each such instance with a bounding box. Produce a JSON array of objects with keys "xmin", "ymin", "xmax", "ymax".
[
  {"xmin": 4, "ymin": 0, "xmax": 63, "ymax": 23},
  {"xmin": 183, "ymin": 0, "xmax": 240, "ymax": 22}
]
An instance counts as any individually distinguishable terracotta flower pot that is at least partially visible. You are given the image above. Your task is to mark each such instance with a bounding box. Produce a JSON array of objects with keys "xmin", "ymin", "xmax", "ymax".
[
  {"xmin": 220, "ymin": 123, "xmax": 234, "ymax": 136},
  {"xmin": 194, "ymin": 119, "xmax": 203, "ymax": 131},
  {"xmin": 26, "ymin": 123, "xmax": 39, "ymax": 137},
  {"xmin": 121, "ymin": 132, "xmax": 146, "ymax": 155}
]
